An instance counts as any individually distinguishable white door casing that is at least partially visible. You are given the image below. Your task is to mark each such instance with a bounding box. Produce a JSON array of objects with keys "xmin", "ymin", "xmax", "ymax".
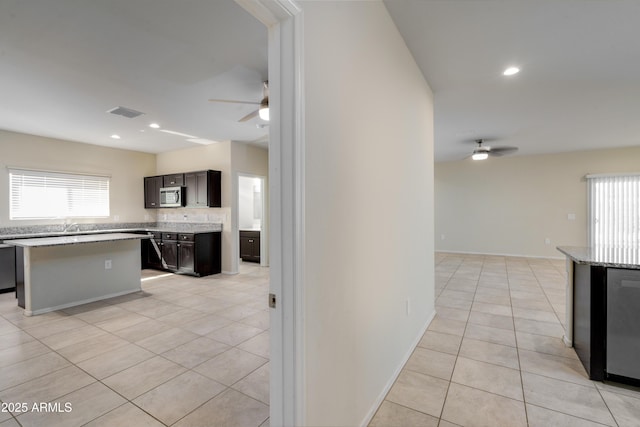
[{"xmin": 234, "ymin": 1, "xmax": 304, "ymax": 425}]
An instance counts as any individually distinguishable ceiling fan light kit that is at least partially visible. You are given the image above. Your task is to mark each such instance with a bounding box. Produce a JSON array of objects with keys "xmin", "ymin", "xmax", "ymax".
[
  {"xmin": 209, "ymin": 81, "xmax": 269, "ymax": 122},
  {"xmin": 472, "ymin": 150, "xmax": 489, "ymax": 161},
  {"xmin": 467, "ymin": 138, "xmax": 518, "ymax": 161},
  {"xmin": 503, "ymin": 66, "xmax": 520, "ymax": 76},
  {"xmin": 258, "ymin": 97, "xmax": 269, "ymax": 121}
]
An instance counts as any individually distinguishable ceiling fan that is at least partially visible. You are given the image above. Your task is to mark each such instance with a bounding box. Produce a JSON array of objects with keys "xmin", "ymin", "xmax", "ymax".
[
  {"xmin": 208, "ymin": 81, "xmax": 269, "ymax": 122},
  {"xmin": 468, "ymin": 139, "xmax": 518, "ymax": 160}
]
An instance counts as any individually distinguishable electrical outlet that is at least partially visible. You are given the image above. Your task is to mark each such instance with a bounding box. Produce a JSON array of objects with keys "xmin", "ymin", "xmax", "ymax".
[
  {"xmin": 406, "ymin": 298, "xmax": 411, "ymax": 316},
  {"xmin": 440, "ymin": 234, "xmax": 446, "ymax": 240},
  {"xmin": 544, "ymin": 238, "xmax": 551, "ymax": 245},
  {"xmin": 567, "ymin": 213, "xmax": 576, "ymax": 220},
  {"xmin": 105, "ymin": 260, "xmax": 112, "ymax": 269},
  {"xmin": 113, "ymin": 215, "xmax": 120, "ymax": 221}
]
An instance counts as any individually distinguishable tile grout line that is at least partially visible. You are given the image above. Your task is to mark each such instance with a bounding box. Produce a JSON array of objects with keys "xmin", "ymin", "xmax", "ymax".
[
  {"xmin": 7, "ymin": 320, "xmax": 177, "ymax": 425},
  {"xmin": 436, "ymin": 253, "xmax": 482, "ymax": 425},
  {"xmin": 511, "ymin": 260, "xmax": 528, "ymax": 427},
  {"xmin": 525, "ymin": 401, "xmax": 615, "ymax": 427},
  {"xmin": 0, "ymin": 267, "xmax": 270, "ymax": 426},
  {"xmin": 76, "ymin": 325, "xmax": 267, "ymax": 424},
  {"xmin": 529, "ymin": 265, "xmax": 567, "ymax": 329},
  {"xmin": 593, "ymin": 385, "xmax": 622, "ymax": 427}
]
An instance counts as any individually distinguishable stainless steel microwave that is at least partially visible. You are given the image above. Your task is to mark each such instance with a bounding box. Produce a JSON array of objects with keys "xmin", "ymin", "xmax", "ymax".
[{"xmin": 159, "ymin": 186, "xmax": 186, "ymax": 207}]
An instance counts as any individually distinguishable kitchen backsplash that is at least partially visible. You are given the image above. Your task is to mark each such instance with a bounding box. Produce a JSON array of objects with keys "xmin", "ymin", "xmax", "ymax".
[
  {"xmin": 156, "ymin": 211, "xmax": 227, "ymax": 224},
  {"xmin": 1, "ymin": 208, "xmax": 229, "ymax": 237},
  {"xmin": 156, "ymin": 208, "xmax": 229, "ymax": 233}
]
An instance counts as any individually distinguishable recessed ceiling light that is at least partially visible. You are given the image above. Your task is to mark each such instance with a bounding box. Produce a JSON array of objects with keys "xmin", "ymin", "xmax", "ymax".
[
  {"xmin": 503, "ymin": 67, "xmax": 520, "ymax": 76},
  {"xmin": 110, "ymin": 134, "xmax": 121, "ymax": 139},
  {"xmin": 149, "ymin": 123, "xmax": 160, "ymax": 129}
]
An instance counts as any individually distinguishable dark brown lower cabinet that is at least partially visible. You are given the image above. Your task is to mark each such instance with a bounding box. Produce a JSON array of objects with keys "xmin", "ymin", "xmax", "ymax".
[
  {"xmin": 162, "ymin": 240, "xmax": 178, "ymax": 271},
  {"xmin": 144, "ymin": 232, "xmax": 163, "ymax": 270},
  {"xmin": 239, "ymin": 230, "xmax": 260, "ymax": 263},
  {"xmin": 142, "ymin": 231, "xmax": 221, "ymax": 277},
  {"xmin": 178, "ymin": 234, "xmax": 195, "ymax": 274}
]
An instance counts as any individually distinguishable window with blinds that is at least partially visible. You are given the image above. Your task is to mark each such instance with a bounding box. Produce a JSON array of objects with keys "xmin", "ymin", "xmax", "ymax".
[
  {"xmin": 9, "ymin": 168, "xmax": 110, "ymax": 219},
  {"xmin": 588, "ymin": 173, "xmax": 640, "ymax": 248}
]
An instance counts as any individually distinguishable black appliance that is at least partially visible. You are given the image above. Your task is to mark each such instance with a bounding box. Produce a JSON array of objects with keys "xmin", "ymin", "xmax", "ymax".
[{"xmin": 0, "ymin": 244, "xmax": 16, "ymax": 293}]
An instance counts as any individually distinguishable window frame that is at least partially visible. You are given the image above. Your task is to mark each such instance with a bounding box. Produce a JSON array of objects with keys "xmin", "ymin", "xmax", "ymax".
[
  {"xmin": 9, "ymin": 168, "xmax": 111, "ymax": 220},
  {"xmin": 587, "ymin": 172, "xmax": 640, "ymax": 248}
]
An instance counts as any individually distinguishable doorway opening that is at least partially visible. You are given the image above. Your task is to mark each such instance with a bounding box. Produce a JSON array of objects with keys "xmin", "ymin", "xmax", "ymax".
[{"xmin": 237, "ymin": 173, "xmax": 268, "ymax": 267}]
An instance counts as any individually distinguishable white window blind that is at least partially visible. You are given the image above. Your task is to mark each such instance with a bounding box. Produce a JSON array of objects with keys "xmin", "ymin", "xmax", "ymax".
[
  {"xmin": 588, "ymin": 173, "xmax": 640, "ymax": 248},
  {"xmin": 9, "ymin": 168, "xmax": 110, "ymax": 219}
]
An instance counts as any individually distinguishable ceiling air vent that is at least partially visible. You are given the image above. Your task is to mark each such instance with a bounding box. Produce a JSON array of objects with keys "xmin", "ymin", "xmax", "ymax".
[{"xmin": 107, "ymin": 106, "xmax": 144, "ymax": 119}]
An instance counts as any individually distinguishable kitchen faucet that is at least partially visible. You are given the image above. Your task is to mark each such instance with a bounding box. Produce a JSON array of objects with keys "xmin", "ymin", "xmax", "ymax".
[{"xmin": 63, "ymin": 222, "xmax": 80, "ymax": 233}]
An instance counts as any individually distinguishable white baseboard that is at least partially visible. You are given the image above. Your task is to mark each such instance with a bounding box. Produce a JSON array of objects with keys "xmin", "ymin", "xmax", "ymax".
[
  {"xmin": 359, "ymin": 309, "xmax": 437, "ymax": 427},
  {"xmin": 222, "ymin": 270, "xmax": 238, "ymax": 275},
  {"xmin": 435, "ymin": 249, "xmax": 565, "ymax": 260}
]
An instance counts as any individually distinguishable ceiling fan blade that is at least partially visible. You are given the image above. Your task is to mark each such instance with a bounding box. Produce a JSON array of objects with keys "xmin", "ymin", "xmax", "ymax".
[
  {"xmin": 208, "ymin": 98, "xmax": 260, "ymax": 105},
  {"xmin": 488, "ymin": 146, "xmax": 518, "ymax": 156},
  {"xmin": 238, "ymin": 109, "xmax": 259, "ymax": 122}
]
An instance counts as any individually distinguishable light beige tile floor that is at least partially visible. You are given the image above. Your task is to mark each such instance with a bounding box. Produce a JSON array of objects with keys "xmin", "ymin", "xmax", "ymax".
[
  {"xmin": 0, "ymin": 262, "xmax": 269, "ymax": 426},
  {"xmin": 370, "ymin": 252, "xmax": 640, "ymax": 427},
  {"xmin": 4, "ymin": 253, "xmax": 640, "ymax": 427}
]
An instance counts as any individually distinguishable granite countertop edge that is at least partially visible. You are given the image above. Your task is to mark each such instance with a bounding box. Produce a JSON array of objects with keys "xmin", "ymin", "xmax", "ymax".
[
  {"xmin": 557, "ymin": 246, "xmax": 640, "ymax": 269},
  {"xmin": 0, "ymin": 224, "xmax": 223, "ymax": 241},
  {"xmin": 3, "ymin": 233, "xmax": 151, "ymax": 248}
]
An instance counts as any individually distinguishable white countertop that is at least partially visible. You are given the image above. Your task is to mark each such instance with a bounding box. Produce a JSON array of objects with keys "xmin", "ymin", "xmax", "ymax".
[{"xmin": 3, "ymin": 233, "xmax": 150, "ymax": 248}]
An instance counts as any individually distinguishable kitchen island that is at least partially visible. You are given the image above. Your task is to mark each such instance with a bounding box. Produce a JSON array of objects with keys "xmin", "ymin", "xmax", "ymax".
[
  {"xmin": 558, "ymin": 246, "xmax": 640, "ymax": 386},
  {"xmin": 3, "ymin": 233, "xmax": 149, "ymax": 316}
]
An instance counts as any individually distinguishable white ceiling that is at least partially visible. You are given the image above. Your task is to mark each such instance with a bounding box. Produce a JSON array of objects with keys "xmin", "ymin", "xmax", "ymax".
[
  {"xmin": 385, "ymin": 0, "xmax": 640, "ymax": 162},
  {"xmin": 0, "ymin": 0, "xmax": 268, "ymax": 154},
  {"xmin": 3, "ymin": 1, "xmax": 640, "ymax": 161}
]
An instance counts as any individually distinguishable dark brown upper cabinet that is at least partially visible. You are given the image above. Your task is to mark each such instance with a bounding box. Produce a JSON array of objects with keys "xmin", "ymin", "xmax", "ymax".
[
  {"xmin": 144, "ymin": 176, "xmax": 163, "ymax": 208},
  {"xmin": 162, "ymin": 173, "xmax": 184, "ymax": 187},
  {"xmin": 144, "ymin": 170, "xmax": 221, "ymax": 209},
  {"xmin": 185, "ymin": 170, "xmax": 221, "ymax": 208}
]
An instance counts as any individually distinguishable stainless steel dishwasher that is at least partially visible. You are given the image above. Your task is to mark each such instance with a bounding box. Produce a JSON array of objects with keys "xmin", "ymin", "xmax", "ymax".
[{"xmin": 607, "ymin": 268, "xmax": 640, "ymax": 381}]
